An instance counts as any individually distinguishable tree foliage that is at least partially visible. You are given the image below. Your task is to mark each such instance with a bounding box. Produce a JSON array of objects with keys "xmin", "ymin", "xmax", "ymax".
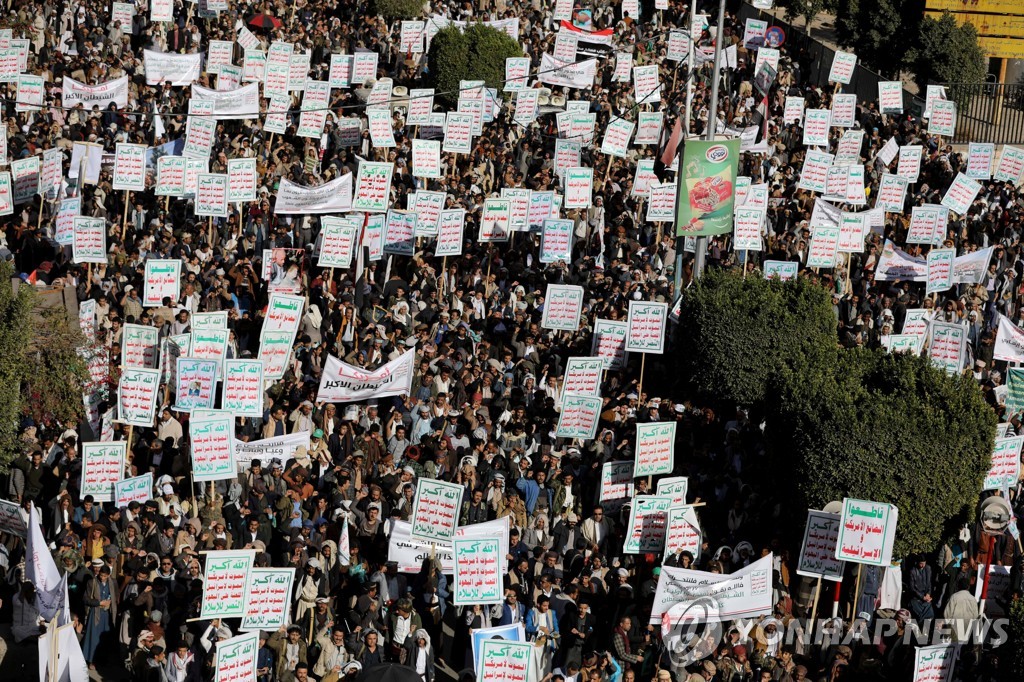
[
  {"xmin": 677, "ymin": 271, "xmax": 995, "ymax": 559},
  {"xmin": 768, "ymin": 348, "xmax": 995, "ymax": 558},
  {"xmin": 0, "ymin": 263, "xmax": 33, "ymax": 471},
  {"xmin": 833, "ymin": 0, "xmax": 919, "ymax": 78},
  {"xmin": 674, "ymin": 269, "xmax": 838, "ymax": 408},
  {"xmin": 906, "ymin": 12, "xmax": 987, "ymax": 91},
  {"xmin": 1011, "ymin": 596, "xmax": 1024, "ymax": 677},
  {"xmin": 428, "ymin": 24, "xmax": 523, "ymax": 105},
  {"xmin": 371, "ymin": 0, "xmax": 425, "ymax": 20},
  {"xmin": 23, "ymin": 304, "xmax": 90, "ymax": 430}
]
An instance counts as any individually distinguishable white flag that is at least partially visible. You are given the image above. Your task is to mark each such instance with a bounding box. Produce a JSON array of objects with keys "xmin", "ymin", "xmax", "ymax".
[
  {"xmin": 338, "ymin": 518, "xmax": 351, "ymax": 566},
  {"xmin": 38, "ymin": 622, "xmax": 89, "ymax": 682},
  {"xmin": 27, "ymin": 503, "xmax": 68, "ymax": 623}
]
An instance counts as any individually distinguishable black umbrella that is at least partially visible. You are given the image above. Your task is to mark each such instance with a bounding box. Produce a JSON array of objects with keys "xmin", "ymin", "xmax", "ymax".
[{"xmin": 357, "ymin": 664, "xmax": 424, "ymax": 682}]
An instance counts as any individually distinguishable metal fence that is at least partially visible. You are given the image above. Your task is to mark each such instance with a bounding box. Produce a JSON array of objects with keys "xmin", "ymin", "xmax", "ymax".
[{"xmin": 943, "ymin": 82, "xmax": 1024, "ymax": 146}]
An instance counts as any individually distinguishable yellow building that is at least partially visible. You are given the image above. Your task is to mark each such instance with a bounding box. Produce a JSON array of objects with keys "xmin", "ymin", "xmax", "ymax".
[{"xmin": 924, "ymin": 0, "xmax": 1024, "ymax": 80}]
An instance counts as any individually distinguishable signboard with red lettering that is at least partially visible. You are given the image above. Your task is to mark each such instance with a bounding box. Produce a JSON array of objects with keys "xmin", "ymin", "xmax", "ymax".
[
  {"xmin": 112, "ymin": 142, "xmax": 147, "ymax": 191},
  {"xmin": 623, "ymin": 495, "xmax": 672, "ymax": 553},
  {"xmin": 123, "ymin": 323, "xmax": 160, "ymax": 369},
  {"xmin": 540, "ymin": 219, "xmax": 574, "ymax": 263},
  {"xmin": 190, "ymin": 414, "xmax": 237, "ymax": 482},
  {"xmin": 222, "ymin": 359, "xmax": 265, "ymax": 418},
  {"xmin": 117, "ymin": 367, "xmax": 161, "ymax": 427},
  {"xmin": 625, "ymin": 300, "xmax": 668, "ymax": 353},
  {"xmin": 453, "ymin": 538, "xmax": 503, "ymax": 605},
  {"xmin": 562, "ymin": 357, "xmax": 603, "ymax": 398},
  {"xmin": 72, "ymin": 217, "xmax": 107, "ymax": 264},
  {"xmin": 174, "ymin": 357, "xmax": 219, "ymax": 412},
  {"xmin": 240, "ymin": 568, "xmax": 296, "ymax": 630},
  {"xmin": 927, "ymin": 321, "xmax": 966, "ymax": 375},
  {"xmin": 834, "ymin": 498, "xmax": 898, "ymax": 566},
  {"xmin": 912, "ymin": 644, "xmax": 958, "ymax": 682},
  {"xmin": 600, "ymin": 461, "xmax": 635, "ymax": 506},
  {"xmin": 796, "ymin": 510, "xmax": 844, "ymax": 581},
  {"xmin": 555, "ymin": 395, "xmax": 602, "ymax": 439},
  {"xmin": 634, "ymin": 421, "xmax": 676, "ymax": 477},
  {"xmin": 664, "ymin": 505, "xmax": 701, "ymax": 560},
  {"xmin": 984, "ymin": 436, "xmax": 1023, "ymax": 491},
  {"xmin": 412, "ymin": 478, "xmax": 464, "ymax": 543},
  {"xmin": 80, "ymin": 441, "xmax": 126, "ymax": 502},
  {"xmin": 143, "ymin": 259, "xmax": 181, "ymax": 307},
  {"xmin": 592, "ymin": 318, "xmax": 628, "ymax": 370},
  {"xmin": 114, "ymin": 473, "xmax": 153, "ymax": 508},
  {"xmin": 435, "ymin": 209, "xmax": 465, "ymax": 257},
  {"xmin": 200, "ymin": 550, "xmax": 255, "ymax": 618},
  {"xmin": 478, "ymin": 640, "xmax": 532, "ymax": 682},
  {"xmin": 352, "ymin": 161, "xmax": 394, "ymax": 212},
  {"xmin": 541, "ymin": 284, "xmax": 584, "ymax": 331},
  {"xmin": 213, "ymin": 631, "xmax": 259, "ymax": 682}
]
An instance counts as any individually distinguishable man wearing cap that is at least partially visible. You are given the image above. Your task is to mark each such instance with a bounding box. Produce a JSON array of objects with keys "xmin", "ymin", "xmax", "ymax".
[
  {"xmin": 295, "ymin": 558, "xmax": 329, "ymax": 621},
  {"xmin": 289, "ymin": 401, "xmax": 316, "ymax": 434},
  {"xmin": 685, "ymin": 660, "xmax": 717, "ymax": 682},
  {"xmin": 309, "ymin": 429, "xmax": 330, "ymax": 465}
]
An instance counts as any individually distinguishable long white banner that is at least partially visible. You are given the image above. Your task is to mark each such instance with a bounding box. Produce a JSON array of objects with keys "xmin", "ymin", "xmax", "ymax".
[
  {"xmin": 539, "ymin": 53, "xmax": 598, "ymax": 89},
  {"xmin": 875, "ymin": 239, "xmax": 927, "ymax": 282},
  {"xmin": 191, "ymin": 83, "xmax": 261, "ymax": 120},
  {"xmin": 651, "ymin": 554, "xmax": 774, "ymax": 625},
  {"xmin": 62, "ymin": 76, "xmax": 129, "ymax": 109},
  {"xmin": 233, "ymin": 432, "xmax": 311, "ymax": 470},
  {"xmin": 952, "ymin": 246, "xmax": 994, "ymax": 285},
  {"xmin": 317, "ymin": 350, "xmax": 415, "ymax": 402},
  {"xmin": 143, "ymin": 50, "xmax": 202, "ymax": 86},
  {"xmin": 274, "ymin": 175, "xmax": 353, "ymax": 214},
  {"xmin": 387, "ymin": 518, "xmax": 510, "ymax": 573}
]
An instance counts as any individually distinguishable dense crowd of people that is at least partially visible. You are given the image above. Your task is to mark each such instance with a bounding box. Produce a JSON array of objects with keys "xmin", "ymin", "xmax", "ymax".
[{"xmin": 0, "ymin": 0, "xmax": 1020, "ymax": 680}]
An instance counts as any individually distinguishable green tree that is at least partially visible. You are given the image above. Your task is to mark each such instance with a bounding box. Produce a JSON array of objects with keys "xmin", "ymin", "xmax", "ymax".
[
  {"xmin": 1010, "ymin": 596, "xmax": 1024, "ymax": 677},
  {"xmin": 427, "ymin": 24, "xmax": 523, "ymax": 105},
  {"xmin": 0, "ymin": 263, "xmax": 33, "ymax": 470},
  {"xmin": 906, "ymin": 12, "xmax": 987, "ymax": 92},
  {"xmin": 833, "ymin": 0, "xmax": 920, "ymax": 79},
  {"xmin": 768, "ymin": 349, "xmax": 995, "ymax": 558},
  {"xmin": 673, "ymin": 270, "xmax": 838, "ymax": 409},
  {"xmin": 23, "ymin": 304, "xmax": 90, "ymax": 430},
  {"xmin": 371, "ymin": 0, "xmax": 425, "ymax": 20}
]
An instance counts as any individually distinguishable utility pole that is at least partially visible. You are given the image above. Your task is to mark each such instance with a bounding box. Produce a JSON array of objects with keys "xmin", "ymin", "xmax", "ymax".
[{"xmin": 691, "ymin": 0, "xmax": 726, "ymax": 282}]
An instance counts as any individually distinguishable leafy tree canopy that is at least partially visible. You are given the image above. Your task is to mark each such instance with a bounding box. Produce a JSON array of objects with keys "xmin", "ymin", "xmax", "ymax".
[
  {"xmin": 906, "ymin": 11, "xmax": 987, "ymax": 92},
  {"xmin": 677, "ymin": 271, "xmax": 994, "ymax": 559},
  {"xmin": 372, "ymin": 0, "xmax": 425, "ymax": 20},
  {"xmin": 674, "ymin": 269, "xmax": 838, "ymax": 409},
  {"xmin": 768, "ymin": 348, "xmax": 995, "ymax": 558},
  {"xmin": 428, "ymin": 24, "xmax": 523, "ymax": 105},
  {"xmin": 0, "ymin": 263, "xmax": 33, "ymax": 471}
]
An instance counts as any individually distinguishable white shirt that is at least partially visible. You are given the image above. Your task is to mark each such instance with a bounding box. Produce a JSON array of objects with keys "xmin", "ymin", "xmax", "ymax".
[{"xmin": 394, "ymin": 615, "xmax": 411, "ymax": 645}]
